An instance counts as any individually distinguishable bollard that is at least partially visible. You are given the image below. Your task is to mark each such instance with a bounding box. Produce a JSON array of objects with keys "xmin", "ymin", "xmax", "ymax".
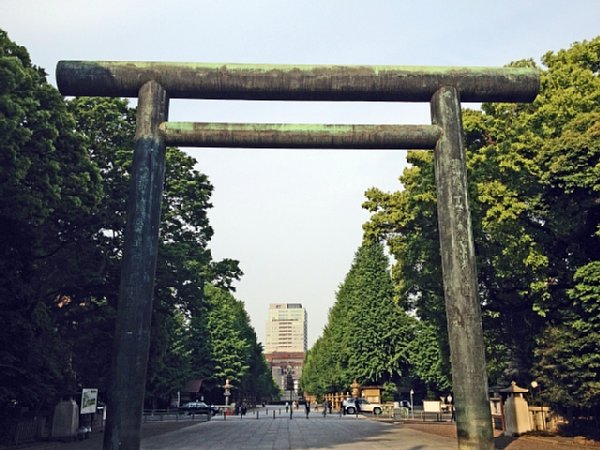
[
  {"xmin": 273, "ymin": 411, "xmax": 275, "ymax": 420},
  {"xmin": 256, "ymin": 411, "xmax": 259, "ymax": 420}
]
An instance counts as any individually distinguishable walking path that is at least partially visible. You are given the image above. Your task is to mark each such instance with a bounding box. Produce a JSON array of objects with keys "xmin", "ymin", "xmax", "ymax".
[
  {"xmin": 5, "ymin": 408, "xmax": 599, "ymax": 449},
  {"xmin": 142, "ymin": 414, "xmax": 454, "ymax": 449}
]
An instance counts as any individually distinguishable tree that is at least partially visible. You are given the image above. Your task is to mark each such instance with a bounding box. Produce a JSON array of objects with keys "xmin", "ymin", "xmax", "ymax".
[
  {"xmin": 363, "ymin": 150, "xmax": 451, "ymax": 385},
  {"xmin": 533, "ymin": 261, "xmax": 600, "ymax": 419},
  {"xmin": 1, "ymin": 31, "xmax": 263, "ymax": 416},
  {"xmin": 0, "ymin": 29, "xmax": 103, "ymax": 409},
  {"xmin": 189, "ymin": 284, "xmax": 277, "ymax": 404},
  {"xmin": 405, "ymin": 321, "xmax": 451, "ymax": 394},
  {"xmin": 66, "ymin": 96, "xmax": 244, "ymax": 407},
  {"xmin": 363, "ymin": 37, "xmax": 600, "ymax": 403},
  {"xmin": 301, "ymin": 242, "xmax": 416, "ymax": 396}
]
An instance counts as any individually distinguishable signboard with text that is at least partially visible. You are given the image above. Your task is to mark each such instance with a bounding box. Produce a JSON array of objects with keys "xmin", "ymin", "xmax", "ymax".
[{"xmin": 81, "ymin": 388, "xmax": 98, "ymax": 414}]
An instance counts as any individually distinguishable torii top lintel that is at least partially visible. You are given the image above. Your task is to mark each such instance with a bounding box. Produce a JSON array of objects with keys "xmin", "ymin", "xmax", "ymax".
[{"xmin": 56, "ymin": 61, "xmax": 540, "ymax": 103}]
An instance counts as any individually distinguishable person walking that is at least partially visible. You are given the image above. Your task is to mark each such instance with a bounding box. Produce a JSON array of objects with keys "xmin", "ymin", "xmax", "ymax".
[
  {"xmin": 354, "ymin": 398, "xmax": 360, "ymax": 418},
  {"xmin": 304, "ymin": 401, "xmax": 310, "ymax": 419},
  {"xmin": 447, "ymin": 394, "xmax": 455, "ymax": 422}
]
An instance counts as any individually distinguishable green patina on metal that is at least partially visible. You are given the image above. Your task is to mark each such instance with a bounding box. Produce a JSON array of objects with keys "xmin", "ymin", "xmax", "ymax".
[
  {"xmin": 56, "ymin": 60, "xmax": 540, "ymax": 102},
  {"xmin": 159, "ymin": 122, "xmax": 441, "ymax": 149},
  {"xmin": 63, "ymin": 59, "xmax": 539, "ymax": 75},
  {"xmin": 161, "ymin": 122, "xmax": 438, "ymax": 134}
]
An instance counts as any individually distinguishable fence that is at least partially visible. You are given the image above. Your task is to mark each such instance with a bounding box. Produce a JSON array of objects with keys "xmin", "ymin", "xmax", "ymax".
[
  {"xmin": 1, "ymin": 415, "xmax": 50, "ymax": 446},
  {"xmin": 323, "ymin": 392, "xmax": 352, "ymax": 411},
  {"xmin": 142, "ymin": 409, "xmax": 211, "ymax": 423}
]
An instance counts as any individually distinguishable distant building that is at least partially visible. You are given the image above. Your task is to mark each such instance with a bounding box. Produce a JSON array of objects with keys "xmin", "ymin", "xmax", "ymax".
[
  {"xmin": 264, "ymin": 303, "xmax": 307, "ymax": 400},
  {"xmin": 264, "ymin": 303, "xmax": 307, "ymax": 353}
]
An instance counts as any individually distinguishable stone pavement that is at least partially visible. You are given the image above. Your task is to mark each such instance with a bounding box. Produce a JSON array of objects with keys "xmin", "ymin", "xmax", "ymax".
[
  {"xmin": 142, "ymin": 414, "xmax": 454, "ymax": 449},
  {"xmin": 6, "ymin": 410, "xmax": 600, "ymax": 449}
]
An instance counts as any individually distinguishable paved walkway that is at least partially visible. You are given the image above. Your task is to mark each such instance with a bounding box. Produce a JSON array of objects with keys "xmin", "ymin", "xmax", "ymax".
[
  {"xmin": 6, "ymin": 410, "xmax": 599, "ymax": 449},
  {"xmin": 142, "ymin": 414, "xmax": 454, "ymax": 449}
]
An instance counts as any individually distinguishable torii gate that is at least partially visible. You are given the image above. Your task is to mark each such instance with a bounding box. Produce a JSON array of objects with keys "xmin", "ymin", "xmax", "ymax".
[{"xmin": 57, "ymin": 61, "xmax": 539, "ymax": 450}]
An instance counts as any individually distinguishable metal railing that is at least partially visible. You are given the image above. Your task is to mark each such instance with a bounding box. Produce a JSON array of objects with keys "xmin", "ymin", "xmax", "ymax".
[{"xmin": 142, "ymin": 409, "xmax": 211, "ymax": 423}]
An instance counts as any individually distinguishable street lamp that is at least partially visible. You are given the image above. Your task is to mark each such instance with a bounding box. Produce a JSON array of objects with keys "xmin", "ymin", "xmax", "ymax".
[
  {"xmin": 530, "ymin": 380, "xmax": 545, "ymax": 431},
  {"xmin": 410, "ymin": 389, "xmax": 414, "ymax": 419},
  {"xmin": 530, "ymin": 381, "xmax": 538, "ymax": 405},
  {"xmin": 286, "ymin": 366, "xmax": 294, "ymax": 420}
]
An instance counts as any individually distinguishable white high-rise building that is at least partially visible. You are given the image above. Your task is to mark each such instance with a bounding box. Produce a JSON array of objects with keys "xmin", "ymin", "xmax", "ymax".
[{"xmin": 264, "ymin": 303, "xmax": 307, "ymax": 353}]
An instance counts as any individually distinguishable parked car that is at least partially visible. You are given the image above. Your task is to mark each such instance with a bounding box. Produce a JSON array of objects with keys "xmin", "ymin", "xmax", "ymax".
[
  {"xmin": 179, "ymin": 401, "xmax": 219, "ymax": 415},
  {"xmin": 342, "ymin": 397, "xmax": 383, "ymax": 415}
]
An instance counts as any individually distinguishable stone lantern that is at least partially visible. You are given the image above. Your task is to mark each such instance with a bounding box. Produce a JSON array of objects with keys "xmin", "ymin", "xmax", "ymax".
[
  {"xmin": 223, "ymin": 379, "xmax": 232, "ymax": 407},
  {"xmin": 351, "ymin": 379, "xmax": 361, "ymax": 398},
  {"xmin": 501, "ymin": 381, "xmax": 531, "ymax": 436}
]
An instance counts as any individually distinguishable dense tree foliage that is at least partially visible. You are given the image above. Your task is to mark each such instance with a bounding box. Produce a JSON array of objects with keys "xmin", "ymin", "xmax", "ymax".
[
  {"xmin": 301, "ymin": 242, "xmax": 418, "ymax": 397},
  {"xmin": 0, "ymin": 29, "xmax": 273, "ymax": 416},
  {"xmin": 534, "ymin": 262, "xmax": 600, "ymax": 418},
  {"xmin": 362, "ymin": 37, "xmax": 600, "ymax": 419},
  {"xmin": 0, "ymin": 29, "xmax": 103, "ymax": 407},
  {"xmin": 197, "ymin": 285, "xmax": 278, "ymax": 403}
]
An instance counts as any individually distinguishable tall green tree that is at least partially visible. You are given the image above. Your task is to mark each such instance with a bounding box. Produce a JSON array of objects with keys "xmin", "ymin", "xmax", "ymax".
[
  {"xmin": 301, "ymin": 242, "xmax": 416, "ymax": 396},
  {"xmin": 534, "ymin": 261, "xmax": 600, "ymax": 418},
  {"xmin": 0, "ymin": 29, "xmax": 103, "ymax": 409},
  {"xmin": 363, "ymin": 37, "xmax": 600, "ymax": 404},
  {"xmin": 191, "ymin": 284, "xmax": 277, "ymax": 403},
  {"xmin": 0, "ymin": 31, "xmax": 266, "ymax": 415},
  {"xmin": 66, "ymin": 96, "xmax": 244, "ymax": 406},
  {"xmin": 363, "ymin": 150, "xmax": 451, "ymax": 385}
]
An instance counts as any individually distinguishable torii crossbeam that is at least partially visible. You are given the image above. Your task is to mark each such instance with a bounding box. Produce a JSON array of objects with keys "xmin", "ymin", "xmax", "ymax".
[{"xmin": 57, "ymin": 61, "xmax": 539, "ymax": 450}]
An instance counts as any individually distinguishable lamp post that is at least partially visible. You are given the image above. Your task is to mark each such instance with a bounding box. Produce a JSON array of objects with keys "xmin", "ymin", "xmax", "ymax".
[
  {"xmin": 530, "ymin": 381, "xmax": 545, "ymax": 431},
  {"xmin": 410, "ymin": 389, "xmax": 414, "ymax": 419},
  {"xmin": 285, "ymin": 366, "xmax": 294, "ymax": 420},
  {"xmin": 530, "ymin": 381, "xmax": 538, "ymax": 405}
]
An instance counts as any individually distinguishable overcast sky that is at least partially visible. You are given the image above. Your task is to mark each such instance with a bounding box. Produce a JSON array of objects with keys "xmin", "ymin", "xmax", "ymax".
[{"xmin": 3, "ymin": 0, "xmax": 599, "ymax": 348}]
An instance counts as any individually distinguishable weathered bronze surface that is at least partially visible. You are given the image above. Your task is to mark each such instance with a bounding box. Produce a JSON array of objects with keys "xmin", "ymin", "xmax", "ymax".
[
  {"xmin": 102, "ymin": 81, "xmax": 169, "ymax": 450},
  {"xmin": 160, "ymin": 122, "xmax": 441, "ymax": 149},
  {"xmin": 56, "ymin": 61, "xmax": 539, "ymax": 102},
  {"xmin": 432, "ymin": 87, "xmax": 494, "ymax": 449}
]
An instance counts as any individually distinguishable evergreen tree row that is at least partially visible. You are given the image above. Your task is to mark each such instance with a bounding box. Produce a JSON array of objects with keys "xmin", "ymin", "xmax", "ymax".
[
  {"xmin": 0, "ymin": 29, "xmax": 277, "ymax": 417},
  {"xmin": 301, "ymin": 39, "xmax": 599, "ymax": 428},
  {"xmin": 361, "ymin": 37, "xmax": 600, "ymax": 421}
]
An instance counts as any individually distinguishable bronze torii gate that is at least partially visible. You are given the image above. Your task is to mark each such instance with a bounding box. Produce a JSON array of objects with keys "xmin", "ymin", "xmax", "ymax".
[{"xmin": 57, "ymin": 61, "xmax": 539, "ymax": 450}]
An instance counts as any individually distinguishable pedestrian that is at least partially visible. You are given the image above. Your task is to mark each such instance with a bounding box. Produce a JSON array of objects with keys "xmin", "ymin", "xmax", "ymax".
[
  {"xmin": 285, "ymin": 401, "xmax": 289, "ymax": 413},
  {"xmin": 328, "ymin": 400, "xmax": 332, "ymax": 414},
  {"xmin": 304, "ymin": 401, "xmax": 310, "ymax": 419},
  {"xmin": 354, "ymin": 398, "xmax": 360, "ymax": 417},
  {"xmin": 447, "ymin": 394, "xmax": 455, "ymax": 422}
]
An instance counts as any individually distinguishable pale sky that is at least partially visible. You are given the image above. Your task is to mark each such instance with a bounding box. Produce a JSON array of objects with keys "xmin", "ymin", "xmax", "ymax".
[{"xmin": 3, "ymin": 0, "xmax": 599, "ymax": 348}]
